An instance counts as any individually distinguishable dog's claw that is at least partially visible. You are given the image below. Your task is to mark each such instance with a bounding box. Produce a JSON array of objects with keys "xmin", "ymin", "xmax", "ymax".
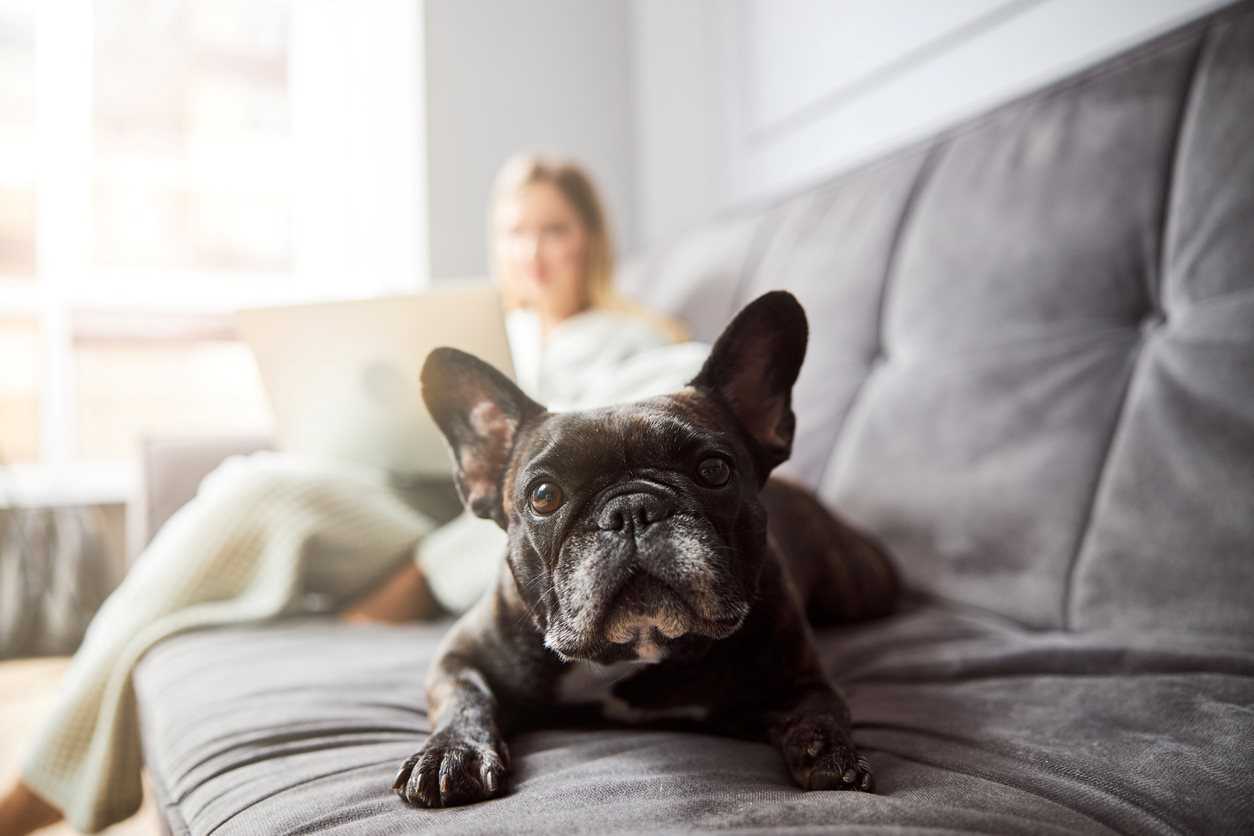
[
  {"xmin": 779, "ymin": 713, "xmax": 875, "ymax": 793},
  {"xmin": 394, "ymin": 730, "xmax": 508, "ymax": 808},
  {"xmin": 392, "ymin": 759, "xmax": 412, "ymax": 792}
]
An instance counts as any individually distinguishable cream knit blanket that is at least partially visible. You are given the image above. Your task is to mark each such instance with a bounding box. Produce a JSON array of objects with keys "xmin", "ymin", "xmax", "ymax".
[
  {"xmin": 20, "ymin": 453, "xmax": 433, "ymax": 833},
  {"xmin": 20, "ymin": 320, "xmax": 710, "ymax": 832}
]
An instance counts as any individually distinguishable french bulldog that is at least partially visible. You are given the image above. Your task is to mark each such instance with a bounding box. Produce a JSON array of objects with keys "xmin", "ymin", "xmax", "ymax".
[{"xmin": 394, "ymin": 290, "xmax": 899, "ymax": 808}]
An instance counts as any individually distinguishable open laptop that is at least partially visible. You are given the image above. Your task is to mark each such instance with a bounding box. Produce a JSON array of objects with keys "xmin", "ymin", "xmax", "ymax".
[{"xmin": 236, "ymin": 283, "xmax": 514, "ymax": 476}]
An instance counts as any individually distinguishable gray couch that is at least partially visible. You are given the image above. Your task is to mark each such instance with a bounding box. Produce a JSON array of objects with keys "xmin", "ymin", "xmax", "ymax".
[{"xmin": 133, "ymin": 5, "xmax": 1254, "ymax": 833}]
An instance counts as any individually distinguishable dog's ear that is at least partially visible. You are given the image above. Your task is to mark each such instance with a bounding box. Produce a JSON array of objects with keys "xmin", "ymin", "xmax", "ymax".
[
  {"xmin": 422, "ymin": 347, "xmax": 544, "ymax": 528},
  {"xmin": 689, "ymin": 290, "xmax": 808, "ymax": 481}
]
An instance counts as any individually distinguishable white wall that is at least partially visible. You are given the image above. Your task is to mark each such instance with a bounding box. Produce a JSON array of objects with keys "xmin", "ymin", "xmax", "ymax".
[
  {"xmin": 424, "ymin": 0, "xmax": 634, "ymax": 279},
  {"xmin": 630, "ymin": 0, "xmax": 727, "ymax": 260},
  {"xmin": 418, "ymin": 1, "xmax": 1232, "ymax": 270},
  {"xmin": 290, "ymin": 2, "xmax": 425, "ymax": 298},
  {"xmin": 632, "ymin": 0, "xmax": 1234, "ymax": 251}
]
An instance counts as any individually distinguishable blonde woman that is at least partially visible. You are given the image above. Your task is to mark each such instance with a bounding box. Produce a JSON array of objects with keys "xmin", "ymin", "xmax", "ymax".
[
  {"xmin": 343, "ymin": 153, "xmax": 706, "ymax": 621},
  {"xmin": 0, "ymin": 154, "xmax": 707, "ymax": 835},
  {"xmin": 493, "ymin": 153, "xmax": 691, "ymax": 406}
]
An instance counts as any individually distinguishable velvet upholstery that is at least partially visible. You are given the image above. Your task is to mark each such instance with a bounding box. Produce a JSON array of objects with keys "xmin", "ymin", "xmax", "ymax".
[{"xmin": 135, "ymin": 5, "xmax": 1254, "ymax": 832}]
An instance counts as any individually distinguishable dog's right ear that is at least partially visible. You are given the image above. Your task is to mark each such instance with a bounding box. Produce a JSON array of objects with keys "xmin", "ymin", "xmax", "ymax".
[{"xmin": 422, "ymin": 347, "xmax": 544, "ymax": 528}]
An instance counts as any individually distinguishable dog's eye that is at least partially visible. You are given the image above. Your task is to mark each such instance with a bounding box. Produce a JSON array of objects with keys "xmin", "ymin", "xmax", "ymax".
[
  {"xmin": 697, "ymin": 457, "xmax": 731, "ymax": 487},
  {"xmin": 529, "ymin": 482, "xmax": 564, "ymax": 514}
]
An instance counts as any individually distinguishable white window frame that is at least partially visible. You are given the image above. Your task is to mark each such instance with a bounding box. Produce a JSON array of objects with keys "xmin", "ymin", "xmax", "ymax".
[{"xmin": 1, "ymin": 0, "xmax": 428, "ymax": 508}]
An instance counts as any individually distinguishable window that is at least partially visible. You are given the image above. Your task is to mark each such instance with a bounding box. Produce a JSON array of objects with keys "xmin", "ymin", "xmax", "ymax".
[
  {"xmin": 1, "ymin": 0, "xmax": 42, "ymax": 481},
  {"xmin": 0, "ymin": 1, "xmax": 425, "ymax": 506}
]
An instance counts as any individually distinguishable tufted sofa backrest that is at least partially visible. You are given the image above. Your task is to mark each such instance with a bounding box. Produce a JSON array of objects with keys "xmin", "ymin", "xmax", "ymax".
[{"xmin": 622, "ymin": 2, "xmax": 1254, "ymax": 638}]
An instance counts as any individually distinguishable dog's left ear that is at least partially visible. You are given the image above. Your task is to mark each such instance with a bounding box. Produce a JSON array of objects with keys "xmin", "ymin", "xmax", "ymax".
[
  {"xmin": 422, "ymin": 347, "xmax": 544, "ymax": 528},
  {"xmin": 689, "ymin": 290, "xmax": 808, "ymax": 481}
]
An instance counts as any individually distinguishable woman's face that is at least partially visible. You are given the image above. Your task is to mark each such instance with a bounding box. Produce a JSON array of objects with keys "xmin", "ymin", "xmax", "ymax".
[{"xmin": 496, "ymin": 181, "xmax": 590, "ymax": 320}]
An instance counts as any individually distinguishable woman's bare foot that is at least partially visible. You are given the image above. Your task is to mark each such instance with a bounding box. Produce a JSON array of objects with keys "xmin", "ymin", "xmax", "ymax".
[
  {"xmin": 338, "ymin": 562, "xmax": 440, "ymax": 624},
  {"xmin": 0, "ymin": 780, "xmax": 62, "ymax": 836}
]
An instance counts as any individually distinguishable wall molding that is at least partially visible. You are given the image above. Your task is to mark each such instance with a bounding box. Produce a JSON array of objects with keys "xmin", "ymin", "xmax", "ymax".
[{"xmin": 741, "ymin": 0, "xmax": 1042, "ymax": 148}]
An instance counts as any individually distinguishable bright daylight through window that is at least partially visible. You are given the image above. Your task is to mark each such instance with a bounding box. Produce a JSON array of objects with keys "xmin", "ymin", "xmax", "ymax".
[{"xmin": 0, "ymin": 1, "xmax": 423, "ymax": 506}]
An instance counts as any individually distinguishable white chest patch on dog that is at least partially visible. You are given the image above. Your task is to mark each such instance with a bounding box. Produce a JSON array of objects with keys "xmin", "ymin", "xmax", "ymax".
[{"xmin": 555, "ymin": 660, "xmax": 710, "ymax": 725}]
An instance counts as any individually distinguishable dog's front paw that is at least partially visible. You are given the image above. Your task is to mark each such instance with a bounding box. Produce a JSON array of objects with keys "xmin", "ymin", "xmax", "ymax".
[
  {"xmin": 778, "ymin": 713, "xmax": 874, "ymax": 793},
  {"xmin": 393, "ymin": 729, "xmax": 510, "ymax": 808}
]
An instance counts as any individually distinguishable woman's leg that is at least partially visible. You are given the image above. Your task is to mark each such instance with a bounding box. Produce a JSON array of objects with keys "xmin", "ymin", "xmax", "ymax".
[
  {"xmin": 0, "ymin": 566, "xmax": 435, "ymax": 836},
  {"xmin": 338, "ymin": 561, "xmax": 440, "ymax": 624},
  {"xmin": 0, "ymin": 779, "xmax": 61, "ymax": 836},
  {"xmin": 14, "ymin": 452, "xmax": 433, "ymax": 832}
]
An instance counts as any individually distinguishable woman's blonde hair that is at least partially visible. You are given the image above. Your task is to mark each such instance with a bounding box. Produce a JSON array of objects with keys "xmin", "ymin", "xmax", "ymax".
[{"xmin": 489, "ymin": 153, "xmax": 687, "ymax": 342}]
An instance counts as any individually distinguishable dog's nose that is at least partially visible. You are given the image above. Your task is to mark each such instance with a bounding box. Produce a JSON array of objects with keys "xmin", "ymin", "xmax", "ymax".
[{"xmin": 596, "ymin": 492, "xmax": 674, "ymax": 533}]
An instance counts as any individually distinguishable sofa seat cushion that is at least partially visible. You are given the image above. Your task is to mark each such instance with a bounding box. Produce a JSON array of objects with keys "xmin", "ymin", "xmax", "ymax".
[{"xmin": 133, "ymin": 612, "xmax": 1253, "ymax": 835}]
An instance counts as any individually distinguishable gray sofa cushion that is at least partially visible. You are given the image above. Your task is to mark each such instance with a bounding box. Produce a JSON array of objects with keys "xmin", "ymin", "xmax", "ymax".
[
  {"xmin": 1068, "ymin": 12, "xmax": 1254, "ymax": 636},
  {"xmin": 135, "ymin": 616, "xmax": 1254, "ymax": 835},
  {"xmin": 623, "ymin": 1, "xmax": 1254, "ymax": 638}
]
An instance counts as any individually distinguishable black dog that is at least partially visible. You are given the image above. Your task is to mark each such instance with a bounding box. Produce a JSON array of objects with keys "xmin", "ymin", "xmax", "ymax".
[{"xmin": 394, "ymin": 290, "xmax": 899, "ymax": 808}]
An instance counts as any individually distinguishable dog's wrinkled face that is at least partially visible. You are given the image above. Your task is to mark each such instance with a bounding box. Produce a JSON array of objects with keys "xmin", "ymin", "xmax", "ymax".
[
  {"xmin": 423, "ymin": 291, "xmax": 808, "ymax": 664},
  {"xmin": 501, "ymin": 390, "xmax": 764, "ymax": 663}
]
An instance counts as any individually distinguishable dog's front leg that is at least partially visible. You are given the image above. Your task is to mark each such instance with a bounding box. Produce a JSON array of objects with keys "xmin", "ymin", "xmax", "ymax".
[
  {"xmin": 696, "ymin": 561, "xmax": 875, "ymax": 794},
  {"xmin": 393, "ymin": 573, "xmax": 560, "ymax": 808},
  {"xmin": 726, "ymin": 560, "xmax": 876, "ymax": 793},
  {"xmin": 767, "ymin": 683, "xmax": 874, "ymax": 792},
  {"xmin": 393, "ymin": 651, "xmax": 510, "ymax": 808}
]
